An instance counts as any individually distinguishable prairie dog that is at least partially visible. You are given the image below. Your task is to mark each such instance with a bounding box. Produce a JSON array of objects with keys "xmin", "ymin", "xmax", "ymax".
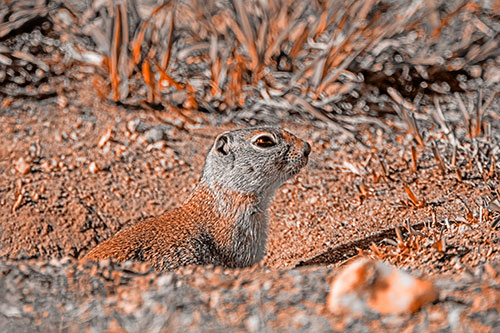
[{"xmin": 83, "ymin": 127, "xmax": 310, "ymax": 271}]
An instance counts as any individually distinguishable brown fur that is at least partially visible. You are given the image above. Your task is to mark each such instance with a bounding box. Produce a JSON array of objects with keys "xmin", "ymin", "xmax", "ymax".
[
  {"xmin": 84, "ymin": 183, "xmax": 250, "ymax": 270},
  {"xmin": 82, "ymin": 127, "xmax": 310, "ymax": 271}
]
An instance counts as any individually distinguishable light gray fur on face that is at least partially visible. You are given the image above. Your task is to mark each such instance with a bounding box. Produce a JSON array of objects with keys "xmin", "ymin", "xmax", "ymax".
[{"xmin": 201, "ymin": 127, "xmax": 307, "ymax": 201}]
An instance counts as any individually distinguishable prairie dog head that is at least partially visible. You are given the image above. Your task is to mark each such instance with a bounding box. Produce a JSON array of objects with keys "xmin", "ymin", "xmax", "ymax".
[{"xmin": 201, "ymin": 127, "xmax": 311, "ymax": 197}]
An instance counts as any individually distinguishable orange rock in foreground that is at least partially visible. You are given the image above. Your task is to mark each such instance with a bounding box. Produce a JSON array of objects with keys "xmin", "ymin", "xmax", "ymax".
[{"xmin": 327, "ymin": 257, "xmax": 438, "ymax": 315}]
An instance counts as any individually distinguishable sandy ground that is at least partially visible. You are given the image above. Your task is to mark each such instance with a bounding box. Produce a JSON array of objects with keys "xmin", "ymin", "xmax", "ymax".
[{"xmin": 0, "ymin": 78, "xmax": 499, "ymax": 331}]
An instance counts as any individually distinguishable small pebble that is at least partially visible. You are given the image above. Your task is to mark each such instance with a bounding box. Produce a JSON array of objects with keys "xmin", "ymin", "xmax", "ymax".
[
  {"xmin": 88, "ymin": 162, "xmax": 99, "ymax": 174},
  {"xmin": 327, "ymin": 257, "xmax": 438, "ymax": 315},
  {"xmin": 140, "ymin": 127, "xmax": 166, "ymax": 144},
  {"xmin": 98, "ymin": 128, "xmax": 113, "ymax": 149},
  {"xmin": 14, "ymin": 157, "xmax": 31, "ymax": 175}
]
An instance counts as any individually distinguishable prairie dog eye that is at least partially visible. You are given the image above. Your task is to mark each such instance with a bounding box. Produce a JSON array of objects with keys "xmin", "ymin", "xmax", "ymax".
[{"xmin": 253, "ymin": 135, "xmax": 276, "ymax": 148}]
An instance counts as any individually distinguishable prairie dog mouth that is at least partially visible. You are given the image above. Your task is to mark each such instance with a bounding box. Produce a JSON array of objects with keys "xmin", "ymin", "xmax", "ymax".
[{"xmin": 285, "ymin": 153, "xmax": 309, "ymax": 178}]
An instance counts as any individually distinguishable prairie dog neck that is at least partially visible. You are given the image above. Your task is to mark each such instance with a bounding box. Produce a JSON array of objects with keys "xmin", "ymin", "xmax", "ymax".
[{"xmin": 187, "ymin": 181, "xmax": 270, "ymax": 267}]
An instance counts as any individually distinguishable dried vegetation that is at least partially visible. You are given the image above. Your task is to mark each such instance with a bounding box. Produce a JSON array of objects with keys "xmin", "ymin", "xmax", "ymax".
[{"xmin": 1, "ymin": 0, "xmax": 499, "ymax": 126}]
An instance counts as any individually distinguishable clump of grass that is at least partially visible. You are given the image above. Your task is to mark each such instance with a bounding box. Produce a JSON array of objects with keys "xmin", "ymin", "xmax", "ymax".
[
  {"xmin": 67, "ymin": 0, "xmax": 495, "ymax": 116},
  {"xmin": 1, "ymin": 0, "xmax": 498, "ymax": 136}
]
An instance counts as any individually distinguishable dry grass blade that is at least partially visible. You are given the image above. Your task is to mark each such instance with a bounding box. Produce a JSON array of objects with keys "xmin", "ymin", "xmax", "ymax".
[
  {"xmin": 311, "ymin": 52, "xmax": 328, "ymax": 90},
  {"xmin": 431, "ymin": 141, "xmax": 447, "ymax": 175},
  {"xmin": 395, "ymin": 226, "xmax": 404, "ymax": 245},
  {"xmin": 358, "ymin": 183, "xmax": 370, "ymax": 198},
  {"xmin": 232, "ymin": 0, "xmax": 259, "ymax": 70},
  {"xmin": 476, "ymin": 157, "xmax": 484, "ymax": 177},
  {"xmin": 392, "ymin": 104, "xmax": 425, "ymax": 147},
  {"xmin": 454, "ymin": 92, "xmax": 472, "ymax": 138},
  {"xmin": 370, "ymin": 242, "xmax": 384, "ymax": 259},
  {"xmin": 388, "ymin": 87, "xmax": 417, "ymax": 111},
  {"xmin": 12, "ymin": 194, "xmax": 23, "ymax": 213},
  {"xmin": 313, "ymin": 1, "xmax": 329, "ymax": 37},
  {"xmin": 283, "ymin": 49, "xmax": 328, "ymax": 94},
  {"xmin": 275, "ymin": 0, "xmax": 309, "ymax": 48},
  {"xmin": 120, "ymin": 1, "xmax": 129, "ymax": 55},
  {"xmin": 378, "ymin": 156, "xmax": 388, "ymax": 178},
  {"xmin": 493, "ymin": 215, "xmax": 500, "ymax": 229},
  {"xmin": 431, "ymin": 209, "xmax": 437, "ymax": 227},
  {"xmin": 358, "ymin": 0, "xmax": 378, "ymax": 21},
  {"xmin": 209, "ymin": 35, "xmax": 221, "ymax": 96},
  {"xmin": 227, "ymin": 51, "xmax": 245, "ymax": 106},
  {"xmin": 411, "ymin": 145, "xmax": 418, "ymax": 173},
  {"xmin": 142, "ymin": 60, "xmax": 154, "ymax": 103},
  {"xmin": 458, "ymin": 197, "xmax": 473, "ymax": 220},
  {"xmin": 110, "ymin": 5, "xmax": 122, "ymax": 102},
  {"xmin": 161, "ymin": 5, "xmax": 175, "ymax": 71},
  {"xmin": 489, "ymin": 156, "xmax": 497, "ymax": 178},
  {"xmin": 403, "ymin": 183, "xmax": 425, "ymax": 208},
  {"xmin": 433, "ymin": 96, "xmax": 457, "ymax": 146},
  {"xmin": 456, "ymin": 167, "xmax": 463, "ymax": 182},
  {"xmin": 406, "ymin": 218, "xmax": 425, "ymax": 236},
  {"xmin": 255, "ymin": 13, "xmax": 269, "ymax": 62},
  {"xmin": 475, "ymin": 89, "xmax": 482, "ymax": 137},
  {"xmin": 432, "ymin": 236, "xmax": 446, "ymax": 252},
  {"xmin": 92, "ymin": 74, "xmax": 110, "ymax": 99},
  {"xmin": 184, "ymin": 80, "xmax": 198, "ymax": 110},
  {"xmin": 382, "ymin": 238, "xmax": 398, "ymax": 247},
  {"xmin": 480, "ymin": 87, "xmax": 500, "ymax": 117},
  {"xmin": 118, "ymin": 1, "xmax": 131, "ymax": 96},
  {"xmin": 451, "ymin": 144, "xmax": 457, "ymax": 167},
  {"xmin": 131, "ymin": 21, "xmax": 148, "ymax": 65},
  {"xmin": 288, "ymin": 23, "xmax": 309, "ymax": 61}
]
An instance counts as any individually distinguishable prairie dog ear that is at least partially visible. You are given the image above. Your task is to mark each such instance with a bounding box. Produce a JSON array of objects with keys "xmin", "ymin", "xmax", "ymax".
[{"xmin": 214, "ymin": 133, "xmax": 231, "ymax": 155}]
